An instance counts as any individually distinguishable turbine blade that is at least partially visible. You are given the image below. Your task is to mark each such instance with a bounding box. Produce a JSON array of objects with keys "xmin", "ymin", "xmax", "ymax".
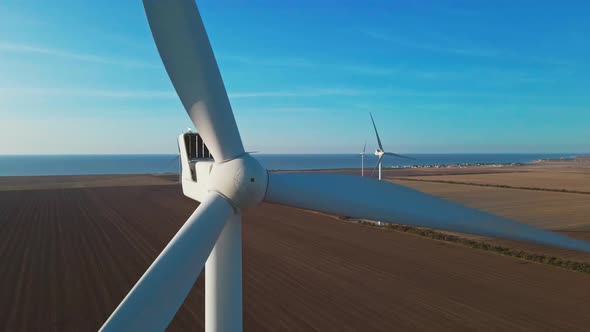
[
  {"xmin": 265, "ymin": 173, "xmax": 590, "ymax": 254},
  {"xmin": 100, "ymin": 193, "xmax": 235, "ymax": 332},
  {"xmin": 383, "ymin": 152, "xmax": 415, "ymax": 160},
  {"xmin": 370, "ymin": 154, "xmax": 383, "ymax": 177},
  {"xmin": 144, "ymin": 0, "xmax": 245, "ymax": 161},
  {"xmin": 369, "ymin": 112, "xmax": 384, "ymax": 151},
  {"xmin": 362, "ymin": 141, "xmax": 366, "ymax": 154}
]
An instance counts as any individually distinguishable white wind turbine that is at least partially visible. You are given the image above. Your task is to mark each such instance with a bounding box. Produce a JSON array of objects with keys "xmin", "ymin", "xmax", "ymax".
[
  {"xmin": 360, "ymin": 141, "xmax": 366, "ymax": 176},
  {"xmin": 370, "ymin": 112, "xmax": 414, "ymax": 180},
  {"xmin": 100, "ymin": 1, "xmax": 590, "ymax": 331}
]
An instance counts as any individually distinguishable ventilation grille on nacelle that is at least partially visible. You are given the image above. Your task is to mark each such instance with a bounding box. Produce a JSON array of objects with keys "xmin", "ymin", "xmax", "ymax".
[{"xmin": 184, "ymin": 133, "xmax": 212, "ymax": 160}]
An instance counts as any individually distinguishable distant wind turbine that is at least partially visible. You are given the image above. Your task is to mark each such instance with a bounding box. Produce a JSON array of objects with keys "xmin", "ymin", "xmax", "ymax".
[
  {"xmin": 360, "ymin": 141, "xmax": 366, "ymax": 176},
  {"xmin": 369, "ymin": 112, "xmax": 414, "ymax": 180}
]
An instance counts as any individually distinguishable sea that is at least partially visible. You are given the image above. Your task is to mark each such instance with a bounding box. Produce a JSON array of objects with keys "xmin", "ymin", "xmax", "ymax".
[{"xmin": 0, "ymin": 153, "xmax": 578, "ymax": 177}]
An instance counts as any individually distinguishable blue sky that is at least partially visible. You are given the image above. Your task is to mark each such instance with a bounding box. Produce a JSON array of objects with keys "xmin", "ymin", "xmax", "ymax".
[{"xmin": 1, "ymin": 0, "xmax": 589, "ymax": 154}]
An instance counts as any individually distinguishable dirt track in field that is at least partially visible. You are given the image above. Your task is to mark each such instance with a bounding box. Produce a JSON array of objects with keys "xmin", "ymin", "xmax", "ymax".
[{"xmin": 1, "ymin": 183, "xmax": 589, "ymax": 331}]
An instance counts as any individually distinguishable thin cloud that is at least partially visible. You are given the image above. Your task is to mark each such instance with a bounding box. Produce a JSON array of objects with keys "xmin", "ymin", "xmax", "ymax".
[
  {"xmin": 222, "ymin": 54, "xmax": 405, "ymax": 78},
  {"xmin": 0, "ymin": 86, "xmax": 551, "ymax": 101},
  {"xmin": 229, "ymin": 88, "xmax": 366, "ymax": 98},
  {"xmin": 0, "ymin": 87, "xmax": 176, "ymax": 99},
  {"xmin": 338, "ymin": 64, "xmax": 401, "ymax": 77},
  {"xmin": 233, "ymin": 87, "xmax": 543, "ymax": 100},
  {"xmin": 364, "ymin": 31, "xmax": 572, "ymax": 66},
  {"xmin": 224, "ymin": 53, "xmax": 558, "ymax": 85},
  {"xmin": 239, "ymin": 107, "xmax": 328, "ymax": 113},
  {"xmin": 365, "ymin": 31, "xmax": 499, "ymax": 57},
  {"xmin": 222, "ymin": 54, "xmax": 409, "ymax": 77},
  {"xmin": 220, "ymin": 55, "xmax": 315, "ymax": 68},
  {"xmin": 219, "ymin": 53, "xmax": 530, "ymax": 82},
  {"xmin": 0, "ymin": 42, "xmax": 158, "ymax": 68},
  {"xmin": 0, "ymin": 87, "xmax": 366, "ymax": 100}
]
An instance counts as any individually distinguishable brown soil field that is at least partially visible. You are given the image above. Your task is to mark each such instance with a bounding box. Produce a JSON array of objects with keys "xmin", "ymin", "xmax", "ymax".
[
  {"xmin": 1, "ymin": 181, "xmax": 590, "ymax": 331},
  {"xmin": 0, "ymin": 174, "xmax": 177, "ymax": 191},
  {"xmin": 382, "ymin": 158, "xmax": 590, "ymax": 193},
  {"xmin": 400, "ymin": 169, "xmax": 590, "ymax": 193}
]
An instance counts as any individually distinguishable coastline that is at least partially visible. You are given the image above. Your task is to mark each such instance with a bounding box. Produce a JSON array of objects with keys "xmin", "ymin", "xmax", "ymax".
[{"xmin": 0, "ymin": 153, "xmax": 580, "ymax": 177}]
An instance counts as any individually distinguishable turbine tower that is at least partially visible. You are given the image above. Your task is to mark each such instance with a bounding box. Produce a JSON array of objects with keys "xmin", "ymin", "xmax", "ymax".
[
  {"xmin": 360, "ymin": 141, "xmax": 366, "ymax": 176},
  {"xmin": 370, "ymin": 112, "xmax": 413, "ymax": 180},
  {"xmin": 99, "ymin": 1, "xmax": 590, "ymax": 331}
]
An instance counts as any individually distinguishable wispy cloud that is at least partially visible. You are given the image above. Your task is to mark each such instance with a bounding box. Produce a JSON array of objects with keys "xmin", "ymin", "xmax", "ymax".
[
  {"xmin": 234, "ymin": 86, "xmax": 555, "ymax": 100},
  {"xmin": 363, "ymin": 31, "xmax": 572, "ymax": 66},
  {"xmin": 222, "ymin": 54, "xmax": 405, "ymax": 77},
  {"xmin": 220, "ymin": 55, "xmax": 315, "ymax": 68},
  {"xmin": 365, "ymin": 31, "xmax": 499, "ymax": 58},
  {"xmin": 0, "ymin": 85, "xmax": 558, "ymax": 102},
  {"xmin": 240, "ymin": 107, "xmax": 328, "ymax": 113},
  {"xmin": 221, "ymin": 54, "xmax": 458, "ymax": 80},
  {"xmin": 220, "ymin": 53, "xmax": 555, "ymax": 84},
  {"xmin": 0, "ymin": 42, "xmax": 158, "ymax": 68},
  {"xmin": 338, "ymin": 64, "xmax": 401, "ymax": 77},
  {"xmin": 0, "ymin": 87, "xmax": 176, "ymax": 99},
  {"xmin": 0, "ymin": 87, "xmax": 366, "ymax": 100},
  {"xmin": 229, "ymin": 88, "xmax": 365, "ymax": 98}
]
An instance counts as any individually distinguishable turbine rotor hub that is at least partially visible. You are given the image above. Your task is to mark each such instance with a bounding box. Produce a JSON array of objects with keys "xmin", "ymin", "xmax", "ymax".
[{"xmin": 209, "ymin": 154, "xmax": 268, "ymax": 210}]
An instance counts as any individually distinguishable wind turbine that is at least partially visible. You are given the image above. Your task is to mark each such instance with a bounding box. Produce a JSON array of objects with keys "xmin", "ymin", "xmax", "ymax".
[
  {"xmin": 100, "ymin": 1, "xmax": 590, "ymax": 331},
  {"xmin": 370, "ymin": 112, "xmax": 413, "ymax": 180},
  {"xmin": 360, "ymin": 141, "xmax": 366, "ymax": 176}
]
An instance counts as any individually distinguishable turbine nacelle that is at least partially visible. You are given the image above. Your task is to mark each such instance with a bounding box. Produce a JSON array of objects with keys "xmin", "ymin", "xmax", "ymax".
[
  {"xmin": 177, "ymin": 132, "xmax": 267, "ymax": 210},
  {"xmin": 374, "ymin": 149, "xmax": 384, "ymax": 157}
]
